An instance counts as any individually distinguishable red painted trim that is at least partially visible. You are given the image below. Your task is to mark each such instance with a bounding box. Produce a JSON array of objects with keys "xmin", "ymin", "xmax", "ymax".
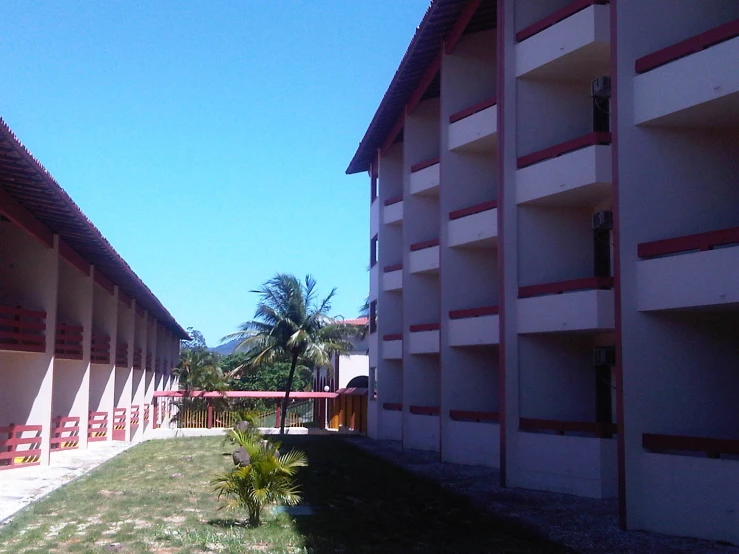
[
  {"xmin": 380, "ymin": 115, "xmax": 405, "ymax": 156},
  {"xmin": 384, "ymin": 195, "xmax": 403, "ymax": 206},
  {"xmin": 58, "ymin": 240, "xmax": 90, "ymax": 276},
  {"xmin": 519, "ymin": 418, "xmax": 617, "ymax": 438},
  {"xmin": 444, "ymin": 0, "xmax": 483, "ymax": 54},
  {"xmin": 449, "ymin": 305, "xmax": 499, "ymax": 319},
  {"xmin": 642, "ymin": 433, "xmax": 739, "ymax": 457},
  {"xmin": 382, "ymin": 402, "xmax": 402, "ymax": 411},
  {"xmin": 410, "ymin": 238, "xmax": 440, "ymax": 251},
  {"xmin": 518, "ymin": 276, "xmax": 614, "ymax": 298},
  {"xmin": 115, "ymin": 343, "xmax": 128, "ymax": 367},
  {"xmin": 609, "ymin": 0, "xmax": 627, "ymax": 529},
  {"xmin": 383, "ymin": 263, "xmax": 402, "ymax": 272},
  {"xmin": 93, "ymin": 271, "xmax": 114, "ymax": 295},
  {"xmin": 0, "ymin": 188, "xmax": 54, "ymax": 248},
  {"xmin": 516, "ymin": 0, "xmax": 609, "ymax": 43},
  {"xmin": 449, "ymin": 200, "xmax": 497, "ymax": 220},
  {"xmin": 410, "ymin": 156, "xmax": 440, "ymax": 174},
  {"xmin": 637, "ymin": 226, "xmax": 739, "ymax": 259},
  {"xmin": 55, "ymin": 323, "xmax": 84, "ymax": 360},
  {"xmin": 409, "ymin": 323, "xmax": 439, "ymax": 332},
  {"xmin": 449, "ymin": 96, "xmax": 497, "ymax": 124},
  {"xmin": 409, "ymin": 405, "xmax": 440, "ymax": 416},
  {"xmin": 406, "ymin": 51, "xmax": 441, "ymax": 115},
  {"xmin": 88, "ymin": 411, "xmax": 108, "ymax": 441},
  {"xmin": 50, "ymin": 416, "xmax": 80, "ymax": 450},
  {"xmin": 118, "ymin": 290, "xmax": 132, "ymax": 308},
  {"xmin": 449, "ymin": 410, "xmax": 500, "ymax": 423},
  {"xmin": 154, "ymin": 390, "xmax": 340, "ymax": 399},
  {"xmin": 635, "ymin": 18, "xmax": 739, "ymax": 74},
  {"xmin": 517, "ymin": 132, "xmax": 612, "ymax": 169},
  {"xmin": 382, "ymin": 333, "xmax": 403, "ymax": 341},
  {"xmin": 91, "ymin": 335, "xmax": 111, "ymax": 365}
]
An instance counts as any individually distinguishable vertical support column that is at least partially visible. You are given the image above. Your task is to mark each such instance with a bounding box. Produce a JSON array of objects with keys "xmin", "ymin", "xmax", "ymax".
[
  {"xmin": 131, "ymin": 308, "xmax": 147, "ymax": 441},
  {"xmin": 115, "ymin": 290, "xmax": 134, "ymax": 442},
  {"xmin": 91, "ymin": 269, "xmax": 118, "ymax": 443}
]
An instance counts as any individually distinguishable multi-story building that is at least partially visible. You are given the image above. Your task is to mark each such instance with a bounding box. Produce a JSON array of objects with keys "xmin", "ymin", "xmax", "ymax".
[
  {"xmin": 348, "ymin": 0, "xmax": 739, "ymax": 544},
  {"xmin": 0, "ymin": 117, "xmax": 187, "ymax": 469}
]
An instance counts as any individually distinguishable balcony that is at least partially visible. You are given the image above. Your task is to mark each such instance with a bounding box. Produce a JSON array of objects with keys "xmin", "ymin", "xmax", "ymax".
[
  {"xmin": 517, "ymin": 418, "xmax": 618, "ymax": 498},
  {"xmin": 382, "ymin": 264, "xmax": 403, "ymax": 292},
  {"xmin": 55, "ymin": 324, "xmax": 84, "ymax": 360},
  {"xmin": 634, "ymin": 19, "xmax": 739, "ymax": 126},
  {"xmin": 409, "ymin": 239, "xmax": 440, "ymax": 274},
  {"xmin": 382, "ymin": 334, "xmax": 402, "ymax": 360},
  {"xmin": 133, "ymin": 347, "xmax": 143, "ymax": 370},
  {"xmin": 448, "ymin": 306, "xmax": 499, "ymax": 347},
  {"xmin": 637, "ymin": 227, "xmax": 739, "ymax": 311},
  {"xmin": 448, "ymin": 201, "xmax": 498, "ymax": 248},
  {"xmin": 518, "ymin": 277, "xmax": 615, "ymax": 334},
  {"xmin": 383, "ymin": 196, "xmax": 403, "ymax": 225},
  {"xmin": 0, "ymin": 305, "xmax": 46, "ymax": 354},
  {"xmin": 516, "ymin": 0, "xmax": 610, "ymax": 80},
  {"xmin": 90, "ymin": 335, "xmax": 111, "ymax": 365},
  {"xmin": 448, "ymin": 97, "xmax": 497, "ymax": 152},
  {"xmin": 517, "ymin": 137, "xmax": 612, "ymax": 206},
  {"xmin": 409, "ymin": 158, "xmax": 440, "ymax": 196},
  {"xmin": 115, "ymin": 343, "xmax": 128, "ymax": 368},
  {"xmin": 408, "ymin": 323, "xmax": 440, "ymax": 355}
]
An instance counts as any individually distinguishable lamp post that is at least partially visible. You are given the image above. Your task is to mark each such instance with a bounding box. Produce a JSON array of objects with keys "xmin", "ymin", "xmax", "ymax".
[{"xmin": 324, "ymin": 385, "xmax": 330, "ymax": 429}]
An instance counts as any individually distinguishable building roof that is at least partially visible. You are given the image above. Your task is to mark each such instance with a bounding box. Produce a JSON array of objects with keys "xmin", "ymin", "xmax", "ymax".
[
  {"xmin": 341, "ymin": 317, "xmax": 369, "ymax": 326},
  {"xmin": 346, "ymin": 0, "xmax": 497, "ymax": 175},
  {"xmin": 0, "ymin": 117, "xmax": 188, "ymax": 339}
]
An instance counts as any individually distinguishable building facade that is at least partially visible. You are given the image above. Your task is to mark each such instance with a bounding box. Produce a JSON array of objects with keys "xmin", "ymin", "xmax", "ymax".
[
  {"xmin": 349, "ymin": 0, "xmax": 739, "ymax": 544},
  {"xmin": 0, "ymin": 117, "xmax": 187, "ymax": 470}
]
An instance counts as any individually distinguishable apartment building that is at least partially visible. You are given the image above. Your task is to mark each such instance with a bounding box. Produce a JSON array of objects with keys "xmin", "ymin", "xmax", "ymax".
[
  {"xmin": 0, "ymin": 117, "xmax": 186, "ymax": 470},
  {"xmin": 348, "ymin": 0, "xmax": 739, "ymax": 544}
]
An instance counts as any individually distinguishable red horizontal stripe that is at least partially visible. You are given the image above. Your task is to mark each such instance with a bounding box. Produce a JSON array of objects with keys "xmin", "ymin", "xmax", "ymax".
[
  {"xmin": 517, "ymin": 132, "xmax": 611, "ymax": 169},
  {"xmin": 410, "ymin": 156, "xmax": 440, "ymax": 173},
  {"xmin": 383, "ymin": 263, "xmax": 402, "ymax": 272},
  {"xmin": 384, "ymin": 195, "xmax": 403, "ymax": 206},
  {"xmin": 637, "ymin": 226, "xmax": 739, "ymax": 258},
  {"xmin": 449, "ymin": 200, "xmax": 498, "ymax": 220},
  {"xmin": 449, "ymin": 305, "xmax": 499, "ymax": 319},
  {"xmin": 409, "ymin": 405, "xmax": 440, "ymax": 416},
  {"xmin": 516, "ymin": 0, "xmax": 609, "ymax": 42},
  {"xmin": 635, "ymin": 18, "xmax": 739, "ymax": 73},
  {"xmin": 382, "ymin": 402, "xmax": 402, "ymax": 411},
  {"xmin": 0, "ymin": 305, "xmax": 47, "ymax": 319},
  {"xmin": 642, "ymin": 433, "xmax": 739, "ymax": 456},
  {"xmin": 449, "ymin": 96, "xmax": 497, "ymax": 124},
  {"xmin": 410, "ymin": 238, "xmax": 440, "ymax": 251},
  {"xmin": 449, "ymin": 410, "xmax": 500, "ymax": 423},
  {"xmin": 519, "ymin": 276, "xmax": 614, "ymax": 298},
  {"xmin": 519, "ymin": 418, "xmax": 617, "ymax": 438},
  {"xmin": 383, "ymin": 333, "xmax": 403, "ymax": 341},
  {"xmin": 409, "ymin": 323, "xmax": 440, "ymax": 332}
]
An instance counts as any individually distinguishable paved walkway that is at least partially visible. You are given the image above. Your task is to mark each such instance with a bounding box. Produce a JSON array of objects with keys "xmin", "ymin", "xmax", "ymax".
[{"xmin": 0, "ymin": 441, "xmax": 134, "ymax": 524}]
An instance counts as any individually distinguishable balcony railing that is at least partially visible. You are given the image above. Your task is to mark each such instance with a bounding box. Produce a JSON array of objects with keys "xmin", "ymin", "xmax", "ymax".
[
  {"xmin": 516, "ymin": 0, "xmax": 609, "ymax": 42},
  {"xmin": 520, "ymin": 418, "xmax": 617, "ymax": 438},
  {"xmin": 409, "ymin": 323, "xmax": 440, "ymax": 333},
  {"xmin": 409, "ymin": 405, "xmax": 440, "ymax": 416},
  {"xmin": 145, "ymin": 352, "xmax": 153, "ymax": 370},
  {"xmin": 130, "ymin": 405, "xmax": 140, "ymax": 429},
  {"xmin": 635, "ymin": 18, "xmax": 739, "ymax": 74},
  {"xmin": 449, "ymin": 97, "xmax": 497, "ymax": 124},
  {"xmin": 410, "ymin": 238, "xmax": 440, "ymax": 252},
  {"xmin": 449, "ymin": 306, "xmax": 499, "ymax": 319},
  {"xmin": 55, "ymin": 324, "xmax": 84, "ymax": 360},
  {"xmin": 517, "ymin": 132, "xmax": 612, "ymax": 169},
  {"xmin": 642, "ymin": 433, "xmax": 739, "ymax": 459},
  {"xmin": 88, "ymin": 411, "xmax": 108, "ymax": 442},
  {"xmin": 115, "ymin": 343, "xmax": 128, "ymax": 367},
  {"xmin": 91, "ymin": 335, "xmax": 111, "ymax": 364},
  {"xmin": 0, "ymin": 424, "xmax": 42, "ymax": 470},
  {"xmin": 519, "ymin": 276, "xmax": 614, "ymax": 298},
  {"xmin": 0, "ymin": 305, "xmax": 46, "ymax": 353},
  {"xmin": 133, "ymin": 347, "xmax": 143, "ymax": 370},
  {"xmin": 384, "ymin": 195, "xmax": 403, "ymax": 206},
  {"xmin": 449, "ymin": 200, "xmax": 497, "ymax": 221},
  {"xmin": 638, "ymin": 227, "xmax": 739, "ymax": 259},
  {"xmin": 50, "ymin": 416, "xmax": 80, "ymax": 451},
  {"xmin": 410, "ymin": 157, "xmax": 440, "ymax": 174},
  {"xmin": 449, "ymin": 410, "xmax": 500, "ymax": 423}
]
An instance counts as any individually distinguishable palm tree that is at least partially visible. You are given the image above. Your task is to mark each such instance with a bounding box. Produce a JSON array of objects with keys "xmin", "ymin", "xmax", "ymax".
[
  {"xmin": 223, "ymin": 274, "xmax": 356, "ymax": 434},
  {"xmin": 175, "ymin": 348, "xmax": 226, "ymax": 392}
]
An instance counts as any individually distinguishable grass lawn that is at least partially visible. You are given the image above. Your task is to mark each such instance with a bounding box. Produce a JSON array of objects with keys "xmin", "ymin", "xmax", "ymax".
[{"xmin": 0, "ymin": 436, "xmax": 569, "ymax": 553}]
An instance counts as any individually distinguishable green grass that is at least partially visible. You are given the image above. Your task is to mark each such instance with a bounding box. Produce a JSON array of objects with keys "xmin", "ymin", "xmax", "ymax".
[{"xmin": 0, "ymin": 436, "xmax": 569, "ymax": 553}]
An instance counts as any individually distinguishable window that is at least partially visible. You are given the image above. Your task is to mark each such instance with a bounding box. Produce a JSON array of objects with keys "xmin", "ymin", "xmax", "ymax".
[
  {"xmin": 370, "ymin": 235, "xmax": 378, "ymax": 268},
  {"xmin": 369, "ymin": 300, "xmax": 377, "ymax": 334},
  {"xmin": 369, "ymin": 367, "xmax": 377, "ymax": 400}
]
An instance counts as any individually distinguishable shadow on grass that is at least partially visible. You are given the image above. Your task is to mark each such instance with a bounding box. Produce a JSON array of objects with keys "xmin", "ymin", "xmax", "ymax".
[{"xmin": 276, "ymin": 436, "xmax": 571, "ymax": 554}]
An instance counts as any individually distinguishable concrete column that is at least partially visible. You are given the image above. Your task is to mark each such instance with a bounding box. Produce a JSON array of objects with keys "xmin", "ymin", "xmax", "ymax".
[
  {"xmin": 90, "ymin": 269, "xmax": 118, "ymax": 443},
  {"xmin": 114, "ymin": 290, "xmax": 134, "ymax": 441}
]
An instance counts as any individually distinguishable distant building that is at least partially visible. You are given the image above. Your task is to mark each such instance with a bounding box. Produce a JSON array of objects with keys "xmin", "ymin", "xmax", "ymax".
[{"xmin": 313, "ymin": 318, "xmax": 368, "ymax": 392}]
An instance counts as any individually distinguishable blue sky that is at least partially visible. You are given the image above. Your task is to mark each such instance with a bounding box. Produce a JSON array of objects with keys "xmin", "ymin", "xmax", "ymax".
[{"xmin": 0, "ymin": 1, "xmax": 427, "ymax": 346}]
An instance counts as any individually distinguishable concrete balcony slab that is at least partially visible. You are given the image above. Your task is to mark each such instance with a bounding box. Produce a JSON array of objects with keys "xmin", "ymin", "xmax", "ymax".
[
  {"xmin": 518, "ymin": 286, "xmax": 614, "ymax": 334},
  {"xmin": 448, "ymin": 203, "xmax": 498, "ymax": 248},
  {"xmin": 409, "ymin": 160, "xmax": 440, "ymax": 196},
  {"xmin": 448, "ymin": 102, "xmax": 497, "ymax": 152}
]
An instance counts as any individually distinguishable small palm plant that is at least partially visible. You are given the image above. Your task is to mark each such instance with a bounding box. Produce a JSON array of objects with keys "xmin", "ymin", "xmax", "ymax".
[{"xmin": 212, "ymin": 433, "xmax": 307, "ymax": 526}]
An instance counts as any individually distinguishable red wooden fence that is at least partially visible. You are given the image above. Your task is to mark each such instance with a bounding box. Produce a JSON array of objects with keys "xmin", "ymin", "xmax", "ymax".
[
  {"xmin": 115, "ymin": 343, "xmax": 128, "ymax": 367},
  {"xmin": 90, "ymin": 335, "xmax": 111, "ymax": 364},
  {"xmin": 0, "ymin": 305, "xmax": 46, "ymax": 353},
  {"xmin": 0, "ymin": 424, "xmax": 43, "ymax": 470},
  {"xmin": 55, "ymin": 324, "xmax": 84, "ymax": 360},
  {"xmin": 50, "ymin": 416, "xmax": 80, "ymax": 450},
  {"xmin": 130, "ymin": 405, "xmax": 140, "ymax": 430},
  {"xmin": 112, "ymin": 408, "xmax": 126, "ymax": 440},
  {"xmin": 88, "ymin": 411, "xmax": 108, "ymax": 442},
  {"xmin": 133, "ymin": 348, "xmax": 142, "ymax": 370}
]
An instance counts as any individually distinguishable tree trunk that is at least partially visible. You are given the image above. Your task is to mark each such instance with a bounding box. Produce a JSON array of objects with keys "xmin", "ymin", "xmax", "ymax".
[{"xmin": 279, "ymin": 353, "xmax": 299, "ymax": 435}]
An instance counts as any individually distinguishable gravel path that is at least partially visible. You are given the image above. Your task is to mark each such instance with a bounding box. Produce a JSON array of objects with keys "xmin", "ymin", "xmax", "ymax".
[{"xmin": 349, "ymin": 437, "xmax": 738, "ymax": 554}]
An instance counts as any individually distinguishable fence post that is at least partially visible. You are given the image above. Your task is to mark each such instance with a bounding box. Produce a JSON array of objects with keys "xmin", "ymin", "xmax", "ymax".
[
  {"xmin": 206, "ymin": 400, "xmax": 213, "ymax": 429},
  {"xmin": 8, "ymin": 423, "xmax": 15, "ymax": 468},
  {"xmin": 275, "ymin": 405, "xmax": 281, "ymax": 429}
]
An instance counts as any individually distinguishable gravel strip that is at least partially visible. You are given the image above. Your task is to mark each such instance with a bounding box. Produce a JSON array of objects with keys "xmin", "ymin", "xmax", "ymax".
[{"xmin": 349, "ymin": 437, "xmax": 738, "ymax": 554}]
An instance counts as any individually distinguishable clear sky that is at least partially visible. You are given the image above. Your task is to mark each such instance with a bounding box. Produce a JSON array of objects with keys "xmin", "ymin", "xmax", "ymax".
[{"xmin": 0, "ymin": 1, "xmax": 428, "ymax": 346}]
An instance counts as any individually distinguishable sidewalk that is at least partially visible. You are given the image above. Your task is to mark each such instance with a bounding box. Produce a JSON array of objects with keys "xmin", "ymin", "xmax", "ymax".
[{"xmin": 0, "ymin": 441, "xmax": 134, "ymax": 524}]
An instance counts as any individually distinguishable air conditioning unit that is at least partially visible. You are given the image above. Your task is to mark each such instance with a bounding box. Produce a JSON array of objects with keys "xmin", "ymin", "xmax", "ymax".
[
  {"xmin": 593, "ymin": 346, "xmax": 616, "ymax": 367},
  {"xmin": 592, "ymin": 210, "xmax": 613, "ymax": 231},
  {"xmin": 592, "ymin": 76, "xmax": 611, "ymax": 99}
]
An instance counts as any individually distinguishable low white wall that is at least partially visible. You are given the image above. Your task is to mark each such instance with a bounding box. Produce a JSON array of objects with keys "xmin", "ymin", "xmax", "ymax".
[
  {"xmin": 378, "ymin": 409, "xmax": 402, "ymax": 441},
  {"xmin": 404, "ymin": 413, "xmax": 439, "ymax": 452},
  {"xmin": 443, "ymin": 420, "xmax": 500, "ymax": 467}
]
